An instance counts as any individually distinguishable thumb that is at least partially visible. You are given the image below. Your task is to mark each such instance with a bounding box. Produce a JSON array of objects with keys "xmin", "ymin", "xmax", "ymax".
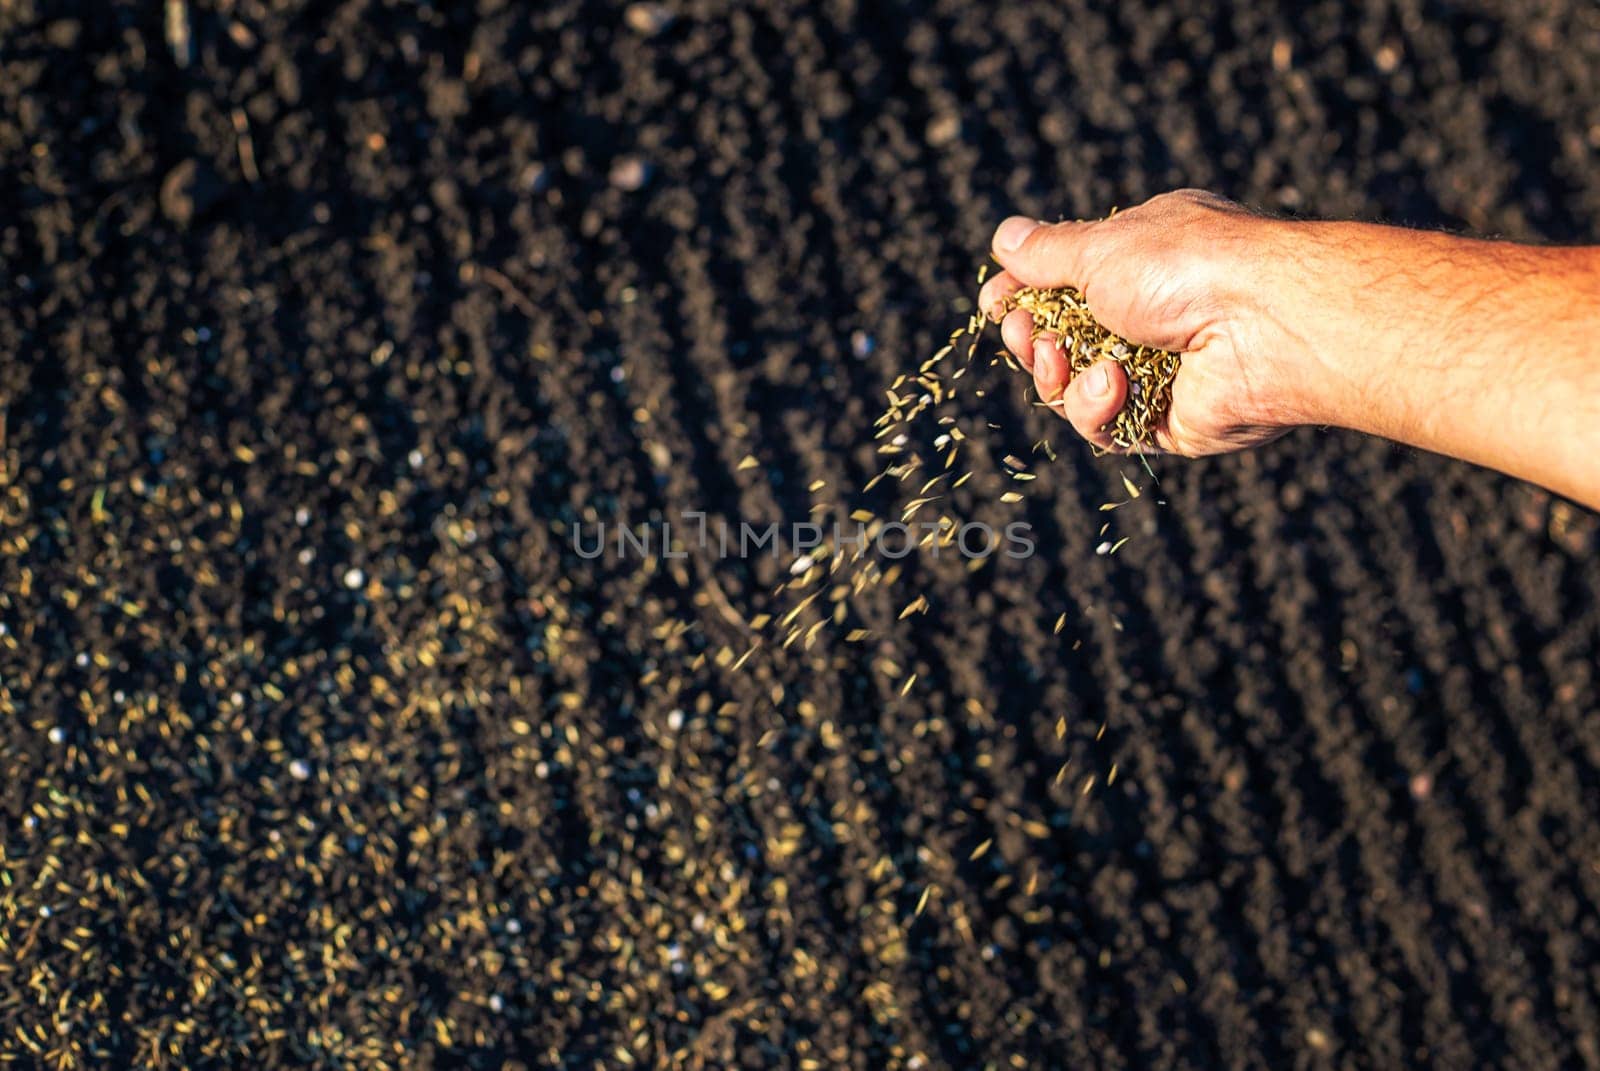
[{"xmin": 991, "ymin": 216, "xmax": 1098, "ymax": 289}]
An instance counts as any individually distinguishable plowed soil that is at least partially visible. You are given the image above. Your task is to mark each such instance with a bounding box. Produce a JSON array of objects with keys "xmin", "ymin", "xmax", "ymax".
[{"xmin": 3, "ymin": 1, "xmax": 1600, "ymax": 1068}]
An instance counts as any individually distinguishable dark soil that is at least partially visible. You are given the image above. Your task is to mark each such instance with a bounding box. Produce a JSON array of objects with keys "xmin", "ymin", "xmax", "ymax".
[{"xmin": 4, "ymin": 1, "xmax": 1600, "ymax": 1068}]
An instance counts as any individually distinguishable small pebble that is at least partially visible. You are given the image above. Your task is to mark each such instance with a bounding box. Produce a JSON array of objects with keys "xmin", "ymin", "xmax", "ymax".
[
  {"xmin": 48, "ymin": 726, "xmax": 66, "ymax": 744},
  {"xmin": 289, "ymin": 759, "xmax": 311, "ymax": 781},
  {"xmin": 623, "ymin": 2, "xmax": 674, "ymax": 35},
  {"xmin": 343, "ymin": 567, "xmax": 365, "ymax": 590},
  {"xmin": 608, "ymin": 156, "xmax": 651, "ymax": 192},
  {"xmin": 850, "ymin": 330, "xmax": 875, "ymax": 358}
]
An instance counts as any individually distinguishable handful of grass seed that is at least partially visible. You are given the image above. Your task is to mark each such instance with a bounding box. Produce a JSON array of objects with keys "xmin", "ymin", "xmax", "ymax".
[{"xmin": 998, "ymin": 285, "xmax": 1181, "ymax": 451}]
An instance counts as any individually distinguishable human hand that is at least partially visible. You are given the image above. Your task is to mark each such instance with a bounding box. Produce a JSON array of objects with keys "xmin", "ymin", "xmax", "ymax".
[{"xmin": 978, "ymin": 190, "xmax": 1315, "ymax": 456}]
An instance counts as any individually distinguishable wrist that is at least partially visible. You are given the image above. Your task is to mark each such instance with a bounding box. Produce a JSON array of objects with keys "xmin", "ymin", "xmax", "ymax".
[{"xmin": 1235, "ymin": 219, "xmax": 1392, "ymax": 433}]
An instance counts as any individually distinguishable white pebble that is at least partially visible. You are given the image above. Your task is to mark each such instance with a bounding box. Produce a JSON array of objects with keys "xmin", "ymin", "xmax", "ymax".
[
  {"xmin": 608, "ymin": 156, "xmax": 651, "ymax": 192},
  {"xmin": 289, "ymin": 759, "xmax": 311, "ymax": 781},
  {"xmin": 1095, "ymin": 541, "xmax": 1113, "ymax": 556},
  {"xmin": 790, "ymin": 554, "xmax": 815, "ymax": 576},
  {"xmin": 624, "ymin": 2, "xmax": 674, "ymax": 34},
  {"xmin": 47, "ymin": 726, "xmax": 66, "ymax": 745},
  {"xmin": 295, "ymin": 507, "xmax": 311, "ymax": 526},
  {"xmin": 342, "ymin": 567, "xmax": 364, "ymax": 590},
  {"xmin": 667, "ymin": 709, "xmax": 684, "ymax": 732},
  {"xmin": 488, "ymin": 995, "xmax": 505, "ymax": 1013}
]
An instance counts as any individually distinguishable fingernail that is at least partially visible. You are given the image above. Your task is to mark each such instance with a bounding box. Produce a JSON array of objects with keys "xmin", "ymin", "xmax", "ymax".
[
  {"xmin": 1085, "ymin": 365, "xmax": 1111, "ymax": 398},
  {"xmin": 994, "ymin": 216, "xmax": 1040, "ymax": 252},
  {"xmin": 1033, "ymin": 339, "xmax": 1061, "ymax": 396}
]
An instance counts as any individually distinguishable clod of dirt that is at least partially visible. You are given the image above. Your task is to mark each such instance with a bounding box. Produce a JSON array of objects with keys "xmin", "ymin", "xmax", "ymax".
[
  {"xmin": 926, "ymin": 113, "xmax": 962, "ymax": 147},
  {"xmin": 159, "ymin": 158, "xmax": 225, "ymax": 226}
]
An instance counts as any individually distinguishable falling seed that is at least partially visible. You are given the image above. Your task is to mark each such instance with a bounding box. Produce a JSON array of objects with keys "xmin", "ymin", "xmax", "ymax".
[
  {"xmin": 1121, "ymin": 473, "xmax": 1142, "ymax": 499},
  {"xmin": 1000, "ymin": 492, "xmax": 1024, "ymax": 503},
  {"xmin": 898, "ymin": 595, "xmax": 928, "ymax": 620},
  {"xmin": 915, "ymin": 885, "xmax": 933, "ymax": 916},
  {"xmin": 1054, "ymin": 613, "xmax": 1067, "ymax": 634},
  {"xmin": 969, "ymin": 839, "xmax": 993, "ymax": 861},
  {"xmin": 900, "ymin": 673, "xmax": 917, "ymax": 696},
  {"xmin": 738, "ymin": 454, "xmax": 759, "ymax": 470}
]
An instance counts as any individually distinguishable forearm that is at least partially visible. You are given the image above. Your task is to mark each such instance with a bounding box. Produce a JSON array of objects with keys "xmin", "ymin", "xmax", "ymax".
[{"xmin": 1264, "ymin": 222, "xmax": 1600, "ymax": 508}]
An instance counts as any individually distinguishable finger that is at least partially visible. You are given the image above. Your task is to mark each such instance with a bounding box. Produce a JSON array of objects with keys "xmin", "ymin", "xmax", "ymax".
[
  {"xmin": 978, "ymin": 269, "xmax": 1022, "ymax": 323},
  {"xmin": 1054, "ymin": 359, "xmax": 1127, "ymax": 450},
  {"xmin": 990, "ymin": 216, "xmax": 1099, "ymax": 290},
  {"xmin": 1000, "ymin": 308, "xmax": 1036, "ymax": 371},
  {"xmin": 1032, "ymin": 337, "xmax": 1068, "ymax": 402}
]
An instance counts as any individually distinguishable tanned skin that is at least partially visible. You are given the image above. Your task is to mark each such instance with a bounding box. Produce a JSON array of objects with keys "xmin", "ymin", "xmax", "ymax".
[{"xmin": 978, "ymin": 190, "xmax": 1600, "ymax": 510}]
